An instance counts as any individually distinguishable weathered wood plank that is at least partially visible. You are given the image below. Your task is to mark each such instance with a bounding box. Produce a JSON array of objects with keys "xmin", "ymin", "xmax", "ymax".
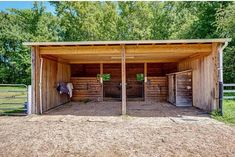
[
  {"xmin": 178, "ymin": 47, "xmax": 218, "ymax": 111},
  {"xmin": 40, "ymin": 44, "xmax": 212, "ymax": 55},
  {"xmin": 40, "ymin": 58, "xmax": 70, "ymax": 112},
  {"xmin": 70, "ymin": 77, "xmax": 102, "ymax": 101},
  {"xmin": 146, "ymin": 77, "xmax": 168, "ymax": 102},
  {"xmin": 121, "ymin": 45, "xmax": 126, "ymax": 115},
  {"xmin": 175, "ymin": 71, "xmax": 192, "ymax": 106}
]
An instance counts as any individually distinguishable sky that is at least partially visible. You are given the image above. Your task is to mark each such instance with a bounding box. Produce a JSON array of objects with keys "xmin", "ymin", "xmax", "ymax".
[{"xmin": 0, "ymin": 1, "xmax": 55, "ymax": 13}]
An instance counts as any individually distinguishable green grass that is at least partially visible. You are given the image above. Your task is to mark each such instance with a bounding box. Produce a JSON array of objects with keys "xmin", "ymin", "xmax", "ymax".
[
  {"xmin": 224, "ymin": 92, "xmax": 235, "ymax": 97},
  {"xmin": 0, "ymin": 86, "xmax": 27, "ymax": 115},
  {"xmin": 211, "ymin": 100, "xmax": 235, "ymax": 124}
]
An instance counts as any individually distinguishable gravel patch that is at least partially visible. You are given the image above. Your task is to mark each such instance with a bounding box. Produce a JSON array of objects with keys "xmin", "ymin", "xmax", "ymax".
[{"xmin": 0, "ymin": 114, "xmax": 234, "ymax": 157}]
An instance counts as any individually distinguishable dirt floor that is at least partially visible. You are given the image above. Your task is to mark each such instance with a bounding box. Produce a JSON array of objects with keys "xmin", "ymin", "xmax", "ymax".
[
  {"xmin": 0, "ymin": 102, "xmax": 235, "ymax": 157},
  {"xmin": 44, "ymin": 101, "xmax": 207, "ymax": 117}
]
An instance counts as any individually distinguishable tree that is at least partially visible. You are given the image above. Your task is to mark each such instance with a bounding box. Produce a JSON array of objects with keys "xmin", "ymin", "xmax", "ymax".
[
  {"xmin": 0, "ymin": 1, "xmax": 234, "ymax": 84},
  {"xmin": 216, "ymin": 2, "xmax": 235, "ymax": 83},
  {"xmin": 0, "ymin": 2, "xmax": 60, "ymax": 84}
]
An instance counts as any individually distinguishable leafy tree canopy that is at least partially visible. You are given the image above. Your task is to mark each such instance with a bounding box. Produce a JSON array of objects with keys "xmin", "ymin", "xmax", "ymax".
[{"xmin": 0, "ymin": 1, "xmax": 234, "ymax": 84}]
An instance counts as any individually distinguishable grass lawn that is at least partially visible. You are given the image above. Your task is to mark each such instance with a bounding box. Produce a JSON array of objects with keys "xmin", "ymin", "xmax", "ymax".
[
  {"xmin": 211, "ymin": 99, "xmax": 235, "ymax": 124},
  {"xmin": 0, "ymin": 86, "xmax": 27, "ymax": 115}
]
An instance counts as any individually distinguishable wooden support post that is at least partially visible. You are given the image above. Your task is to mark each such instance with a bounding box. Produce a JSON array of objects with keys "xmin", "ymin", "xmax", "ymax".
[
  {"xmin": 100, "ymin": 63, "xmax": 103, "ymax": 101},
  {"xmin": 31, "ymin": 47, "xmax": 36, "ymax": 114},
  {"xmin": 27, "ymin": 85, "xmax": 32, "ymax": 115},
  {"xmin": 212, "ymin": 43, "xmax": 218, "ymax": 110},
  {"xmin": 39, "ymin": 58, "xmax": 44, "ymax": 114},
  {"xmin": 121, "ymin": 45, "xmax": 126, "ymax": 115},
  {"xmin": 31, "ymin": 46, "xmax": 40, "ymax": 114},
  {"xmin": 144, "ymin": 63, "xmax": 147, "ymax": 101}
]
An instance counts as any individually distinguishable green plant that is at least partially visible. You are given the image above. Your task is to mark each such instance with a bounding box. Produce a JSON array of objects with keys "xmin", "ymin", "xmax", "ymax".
[{"xmin": 136, "ymin": 73, "xmax": 144, "ymax": 81}]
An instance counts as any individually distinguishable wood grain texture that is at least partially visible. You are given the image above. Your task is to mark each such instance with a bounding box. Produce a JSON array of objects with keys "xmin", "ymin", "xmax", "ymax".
[
  {"xmin": 39, "ymin": 44, "xmax": 212, "ymax": 64},
  {"xmin": 31, "ymin": 46, "xmax": 40, "ymax": 114},
  {"xmin": 167, "ymin": 74, "xmax": 175, "ymax": 104},
  {"xmin": 40, "ymin": 44, "xmax": 212, "ymax": 55},
  {"xmin": 146, "ymin": 77, "xmax": 168, "ymax": 102},
  {"xmin": 175, "ymin": 71, "xmax": 192, "ymax": 106},
  {"xmin": 178, "ymin": 44, "xmax": 219, "ymax": 111},
  {"xmin": 70, "ymin": 77, "xmax": 102, "ymax": 101},
  {"xmin": 121, "ymin": 45, "xmax": 126, "ymax": 115},
  {"xmin": 41, "ymin": 58, "xmax": 70, "ymax": 112}
]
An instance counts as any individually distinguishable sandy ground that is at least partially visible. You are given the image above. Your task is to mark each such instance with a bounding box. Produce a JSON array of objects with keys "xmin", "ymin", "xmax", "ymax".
[{"xmin": 0, "ymin": 102, "xmax": 235, "ymax": 157}]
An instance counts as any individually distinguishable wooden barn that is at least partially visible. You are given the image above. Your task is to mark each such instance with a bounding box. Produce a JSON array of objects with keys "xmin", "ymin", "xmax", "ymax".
[{"xmin": 24, "ymin": 39, "xmax": 230, "ymax": 115}]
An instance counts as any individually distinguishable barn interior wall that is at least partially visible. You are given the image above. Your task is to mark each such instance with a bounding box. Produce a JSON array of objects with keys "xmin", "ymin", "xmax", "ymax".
[
  {"xmin": 71, "ymin": 64, "xmax": 100, "ymax": 77},
  {"xmin": 147, "ymin": 63, "xmax": 178, "ymax": 76},
  {"xmin": 126, "ymin": 64, "xmax": 144, "ymax": 99},
  {"xmin": 41, "ymin": 58, "xmax": 70, "ymax": 112},
  {"xmin": 70, "ymin": 63, "xmax": 178, "ymax": 102},
  {"xmin": 70, "ymin": 64, "xmax": 102, "ymax": 101},
  {"xmin": 178, "ymin": 50, "xmax": 218, "ymax": 111},
  {"xmin": 145, "ymin": 63, "xmax": 177, "ymax": 102}
]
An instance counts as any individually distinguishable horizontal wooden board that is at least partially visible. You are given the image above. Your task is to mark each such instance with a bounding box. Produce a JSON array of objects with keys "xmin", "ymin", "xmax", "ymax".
[
  {"xmin": 146, "ymin": 77, "xmax": 167, "ymax": 101},
  {"xmin": 71, "ymin": 77, "xmax": 102, "ymax": 101},
  {"xmin": 39, "ymin": 44, "xmax": 213, "ymax": 63}
]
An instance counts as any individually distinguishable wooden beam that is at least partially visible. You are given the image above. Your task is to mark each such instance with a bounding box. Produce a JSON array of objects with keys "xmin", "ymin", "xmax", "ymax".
[
  {"xmin": 166, "ymin": 69, "xmax": 192, "ymax": 75},
  {"xmin": 68, "ymin": 58, "xmax": 180, "ymax": 64},
  {"xmin": 49, "ymin": 52, "xmax": 210, "ymax": 58},
  {"xmin": 23, "ymin": 38, "xmax": 231, "ymax": 46},
  {"xmin": 178, "ymin": 51, "xmax": 212, "ymax": 63},
  {"xmin": 212, "ymin": 43, "xmax": 219, "ymax": 110},
  {"xmin": 121, "ymin": 45, "xmax": 126, "ymax": 115},
  {"xmin": 125, "ymin": 44, "xmax": 212, "ymax": 54},
  {"xmin": 39, "ymin": 58, "xmax": 43, "ymax": 114},
  {"xmin": 39, "ymin": 44, "xmax": 212, "ymax": 55},
  {"xmin": 40, "ymin": 55, "xmax": 70, "ymax": 65},
  {"xmin": 31, "ymin": 46, "xmax": 36, "ymax": 114},
  {"xmin": 100, "ymin": 63, "xmax": 103, "ymax": 101},
  {"xmin": 40, "ymin": 46, "xmax": 121, "ymax": 55},
  {"xmin": 144, "ymin": 63, "xmax": 147, "ymax": 101},
  {"xmin": 31, "ymin": 46, "xmax": 40, "ymax": 114}
]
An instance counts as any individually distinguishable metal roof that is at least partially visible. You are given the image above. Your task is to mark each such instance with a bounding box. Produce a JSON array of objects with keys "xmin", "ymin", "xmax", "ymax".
[{"xmin": 23, "ymin": 38, "xmax": 231, "ymax": 46}]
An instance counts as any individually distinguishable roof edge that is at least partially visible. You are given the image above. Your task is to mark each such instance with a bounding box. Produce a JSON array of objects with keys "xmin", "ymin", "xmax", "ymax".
[{"xmin": 23, "ymin": 38, "xmax": 232, "ymax": 46}]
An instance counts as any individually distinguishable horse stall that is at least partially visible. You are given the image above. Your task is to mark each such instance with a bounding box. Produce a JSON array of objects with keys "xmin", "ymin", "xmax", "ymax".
[{"xmin": 24, "ymin": 39, "xmax": 230, "ymax": 115}]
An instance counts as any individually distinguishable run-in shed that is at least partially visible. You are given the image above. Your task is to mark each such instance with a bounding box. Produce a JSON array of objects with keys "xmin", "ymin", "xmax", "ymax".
[{"xmin": 24, "ymin": 39, "xmax": 231, "ymax": 115}]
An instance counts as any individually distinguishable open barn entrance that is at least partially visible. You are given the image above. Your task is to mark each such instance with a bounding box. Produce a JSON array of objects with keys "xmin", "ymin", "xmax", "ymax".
[
  {"xmin": 103, "ymin": 64, "xmax": 121, "ymax": 100},
  {"xmin": 70, "ymin": 64, "xmax": 101, "ymax": 101},
  {"xmin": 103, "ymin": 63, "xmax": 145, "ymax": 101},
  {"xmin": 126, "ymin": 63, "xmax": 144, "ymax": 100},
  {"xmin": 69, "ymin": 62, "xmax": 179, "ymax": 103},
  {"xmin": 26, "ymin": 39, "xmax": 229, "ymax": 115}
]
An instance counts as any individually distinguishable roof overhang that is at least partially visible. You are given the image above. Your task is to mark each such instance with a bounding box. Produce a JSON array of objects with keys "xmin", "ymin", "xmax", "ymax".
[
  {"xmin": 24, "ymin": 38, "xmax": 231, "ymax": 64},
  {"xmin": 23, "ymin": 38, "xmax": 231, "ymax": 46}
]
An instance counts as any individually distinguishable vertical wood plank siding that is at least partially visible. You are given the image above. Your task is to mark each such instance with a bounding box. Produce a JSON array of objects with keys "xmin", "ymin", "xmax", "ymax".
[
  {"xmin": 167, "ymin": 74, "xmax": 175, "ymax": 104},
  {"xmin": 121, "ymin": 45, "xmax": 127, "ymax": 115},
  {"xmin": 31, "ymin": 46, "xmax": 41, "ymax": 114},
  {"xmin": 41, "ymin": 58, "xmax": 70, "ymax": 112},
  {"xmin": 178, "ymin": 43, "xmax": 219, "ymax": 111}
]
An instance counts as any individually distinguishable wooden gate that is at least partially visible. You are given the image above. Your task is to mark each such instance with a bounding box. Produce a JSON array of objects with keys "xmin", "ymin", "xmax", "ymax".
[{"xmin": 167, "ymin": 70, "xmax": 192, "ymax": 106}]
